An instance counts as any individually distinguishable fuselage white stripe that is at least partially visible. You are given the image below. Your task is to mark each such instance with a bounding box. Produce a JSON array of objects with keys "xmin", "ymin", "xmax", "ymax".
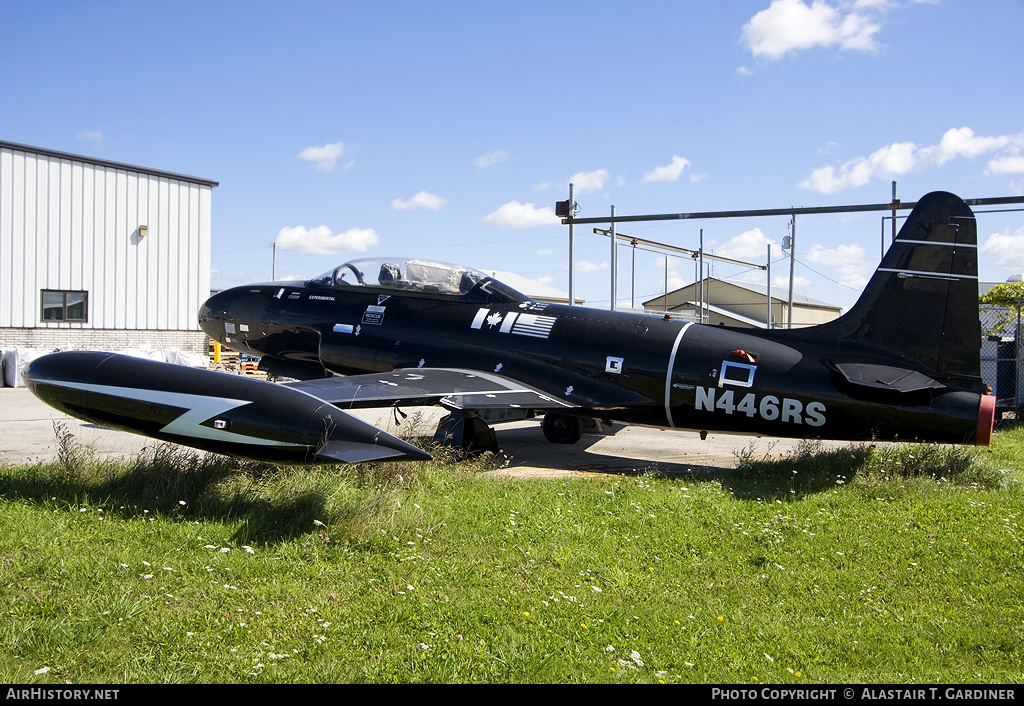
[{"xmin": 664, "ymin": 322, "xmax": 695, "ymax": 428}]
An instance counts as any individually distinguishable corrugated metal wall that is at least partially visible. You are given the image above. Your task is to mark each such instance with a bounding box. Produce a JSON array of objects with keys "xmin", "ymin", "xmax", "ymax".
[{"xmin": 0, "ymin": 143, "xmax": 213, "ymax": 331}]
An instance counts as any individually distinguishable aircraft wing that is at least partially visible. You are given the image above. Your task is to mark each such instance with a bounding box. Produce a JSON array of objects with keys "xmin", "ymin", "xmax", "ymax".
[{"xmin": 285, "ymin": 367, "xmax": 577, "ymax": 411}]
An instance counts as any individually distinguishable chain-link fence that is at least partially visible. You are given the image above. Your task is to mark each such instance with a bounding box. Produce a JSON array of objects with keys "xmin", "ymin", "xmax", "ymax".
[{"xmin": 980, "ymin": 304, "xmax": 1022, "ymax": 422}]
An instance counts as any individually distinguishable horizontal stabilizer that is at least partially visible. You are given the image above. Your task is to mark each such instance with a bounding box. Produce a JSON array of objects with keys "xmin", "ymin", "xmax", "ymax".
[{"xmin": 833, "ymin": 363, "xmax": 945, "ymax": 394}]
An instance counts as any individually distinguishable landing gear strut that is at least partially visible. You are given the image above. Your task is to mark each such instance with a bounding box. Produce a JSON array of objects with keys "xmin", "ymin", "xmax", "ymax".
[
  {"xmin": 433, "ymin": 410, "xmax": 499, "ymax": 456},
  {"xmin": 541, "ymin": 413, "xmax": 583, "ymax": 444}
]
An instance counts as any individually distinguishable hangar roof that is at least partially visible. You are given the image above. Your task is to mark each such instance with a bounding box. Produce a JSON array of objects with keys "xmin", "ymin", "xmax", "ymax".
[{"xmin": 0, "ymin": 140, "xmax": 219, "ymax": 187}]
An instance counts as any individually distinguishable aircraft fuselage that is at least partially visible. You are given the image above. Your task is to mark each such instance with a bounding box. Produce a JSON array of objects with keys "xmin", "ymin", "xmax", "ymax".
[{"xmin": 200, "ymin": 270, "xmax": 987, "ymax": 445}]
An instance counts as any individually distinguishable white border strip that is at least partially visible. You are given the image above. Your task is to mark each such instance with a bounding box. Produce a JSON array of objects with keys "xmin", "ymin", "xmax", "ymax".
[
  {"xmin": 664, "ymin": 322, "xmax": 695, "ymax": 428},
  {"xmin": 894, "ymin": 239, "xmax": 976, "ymax": 248},
  {"xmin": 877, "ymin": 267, "xmax": 978, "ymax": 280}
]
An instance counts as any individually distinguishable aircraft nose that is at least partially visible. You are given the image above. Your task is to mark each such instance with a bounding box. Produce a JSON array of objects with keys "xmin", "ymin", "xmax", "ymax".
[
  {"xmin": 198, "ymin": 290, "xmax": 234, "ymax": 339},
  {"xmin": 199, "ymin": 287, "xmax": 272, "ymax": 343}
]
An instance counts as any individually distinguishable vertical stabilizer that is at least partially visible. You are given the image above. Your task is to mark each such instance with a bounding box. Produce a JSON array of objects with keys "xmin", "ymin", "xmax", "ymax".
[{"xmin": 832, "ymin": 191, "xmax": 980, "ymax": 383}]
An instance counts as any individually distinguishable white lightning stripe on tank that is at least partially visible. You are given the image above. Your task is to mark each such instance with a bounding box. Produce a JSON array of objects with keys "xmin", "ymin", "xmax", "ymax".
[
  {"xmin": 664, "ymin": 322, "xmax": 695, "ymax": 429},
  {"xmin": 32, "ymin": 378, "xmax": 301, "ymax": 447}
]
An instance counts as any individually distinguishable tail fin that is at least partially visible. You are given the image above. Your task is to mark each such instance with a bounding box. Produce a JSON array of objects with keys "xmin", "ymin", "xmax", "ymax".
[{"xmin": 831, "ymin": 191, "xmax": 980, "ymax": 384}]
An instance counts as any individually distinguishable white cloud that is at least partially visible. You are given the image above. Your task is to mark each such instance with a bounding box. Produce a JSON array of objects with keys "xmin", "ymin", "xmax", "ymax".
[
  {"xmin": 653, "ymin": 256, "xmax": 688, "ymax": 291},
  {"xmin": 536, "ymin": 249, "xmax": 552, "ymax": 256},
  {"xmin": 715, "ymin": 228, "xmax": 779, "ymax": 261},
  {"xmin": 569, "ymin": 169, "xmax": 609, "ymax": 194},
  {"xmin": 276, "ymin": 225, "xmax": 379, "ymax": 255},
  {"xmin": 806, "ymin": 242, "xmax": 865, "ymax": 266},
  {"xmin": 734, "ymin": 270, "xmax": 811, "ymax": 290},
  {"xmin": 800, "ymin": 127, "xmax": 1024, "ymax": 193},
  {"xmin": 474, "ymin": 150, "xmax": 507, "ymax": 168},
  {"xmin": 642, "ymin": 156, "xmax": 691, "ymax": 183},
  {"xmin": 807, "ymin": 242, "xmax": 871, "ymax": 289},
  {"xmin": 391, "ymin": 191, "xmax": 447, "ymax": 211},
  {"xmin": 982, "ymin": 226, "xmax": 1024, "ymax": 268},
  {"xmin": 76, "ymin": 129, "xmax": 104, "ymax": 145},
  {"xmin": 483, "ymin": 201, "xmax": 561, "ymax": 228},
  {"xmin": 223, "ymin": 268, "xmax": 269, "ymax": 285},
  {"xmin": 298, "ymin": 142, "xmax": 347, "ymax": 172},
  {"xmin": 920, "ymin": 127, "xmax": 1014, "ymax": 166},
  {"xmin": 576, "ymin": 260, "xmax": 609, "ymax": 273},
  {"xmin": 768, "ymin": 273, "xmax": 813, "ymax": 290},
  {"xmin": 741, "ymin": 0, "xmax": 883, "ymax": 61},
  {"xmin": 988, "ymin": 154, "xmax": 1024, "ymax": 175}
]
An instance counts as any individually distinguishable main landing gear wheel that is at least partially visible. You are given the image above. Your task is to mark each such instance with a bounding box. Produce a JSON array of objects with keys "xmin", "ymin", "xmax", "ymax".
[{"xmin": 542, "ymin": 413, "xmax": 583, "ymax": 444}]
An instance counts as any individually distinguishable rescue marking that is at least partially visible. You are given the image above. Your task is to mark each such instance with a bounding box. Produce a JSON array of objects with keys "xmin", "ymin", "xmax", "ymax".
[{"xmin": 362, "ymin": 305, "xmax": 386, "ymax": 325}]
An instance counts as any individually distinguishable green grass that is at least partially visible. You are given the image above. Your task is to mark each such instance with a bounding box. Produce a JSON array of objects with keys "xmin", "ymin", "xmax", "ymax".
[{"xmin": 0, "ymin": 425, "xmax": 1022, "ymax": 683}]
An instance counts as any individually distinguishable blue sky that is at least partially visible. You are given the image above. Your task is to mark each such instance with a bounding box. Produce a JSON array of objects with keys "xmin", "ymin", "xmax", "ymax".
[{"xmin": 3, "ymin": 0, "xmax": 1023, "ymax": 312}]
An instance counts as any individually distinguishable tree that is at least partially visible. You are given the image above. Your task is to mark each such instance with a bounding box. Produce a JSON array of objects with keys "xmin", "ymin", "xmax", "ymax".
[{"xmin": 979, "ymin": 281, "xmax": 1024, "ymax": 338}]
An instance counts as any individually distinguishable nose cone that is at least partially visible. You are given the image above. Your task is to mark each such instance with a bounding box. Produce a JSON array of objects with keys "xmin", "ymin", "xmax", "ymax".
[
  {"xmin": 198, "ymin": 289, "xmax": 234, "ymax": 339},
  {"xmin": 199, "ymin": 287, "xmax": 271, "ymax": 341},
  {"xmin": 22, "ymin": 351, "xmax": 115, "ymax": 422}
]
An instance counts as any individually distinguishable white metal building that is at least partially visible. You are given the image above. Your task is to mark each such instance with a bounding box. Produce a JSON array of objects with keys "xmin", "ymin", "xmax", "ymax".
[{"xmin": 0, "ymin": 140, "xmax": 217, "ymax": 351}]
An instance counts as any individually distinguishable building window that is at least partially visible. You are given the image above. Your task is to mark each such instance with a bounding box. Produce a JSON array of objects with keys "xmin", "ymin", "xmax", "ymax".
[{"xmin": 41, "ymin": 290, "xmax": 88, "ymax": 322}]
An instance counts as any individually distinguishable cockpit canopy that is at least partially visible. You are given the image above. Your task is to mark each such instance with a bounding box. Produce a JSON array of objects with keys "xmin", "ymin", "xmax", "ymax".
[{"xmin": 309, "ymin": 257, "xmax": 528, "ymax": 303}]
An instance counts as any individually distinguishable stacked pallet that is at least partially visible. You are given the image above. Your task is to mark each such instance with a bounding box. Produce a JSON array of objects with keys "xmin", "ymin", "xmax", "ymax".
[
  {"xmin": 240, "ymin": 355, "xmax": 260, "ymax": 374},
  {"xmin": 207, "ymin": 339, "xmax": 267, "ymax": 379}
]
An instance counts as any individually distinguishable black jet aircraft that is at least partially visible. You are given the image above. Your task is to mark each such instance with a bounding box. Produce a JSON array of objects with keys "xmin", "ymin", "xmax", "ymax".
[{"xmin": 25, "ymin": 191, "xmax": 995, "ymax": 463}]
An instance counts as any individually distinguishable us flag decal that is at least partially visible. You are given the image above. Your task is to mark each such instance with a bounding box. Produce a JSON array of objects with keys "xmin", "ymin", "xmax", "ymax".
[{"xmin": 510, "ymin": 313, "xmax": 556, "ymax": 338}]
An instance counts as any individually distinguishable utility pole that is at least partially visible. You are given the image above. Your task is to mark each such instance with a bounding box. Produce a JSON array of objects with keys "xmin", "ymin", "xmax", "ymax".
[
  {"xmin": 610, "ymin": 205, "xmax": 617, "ymax": 311},
  {"xmin": 699, "ymin": 229, "xmax": 705, "ymax": 324},
  {"xmin": 786, "ymin": 215, "xmax": 796, "ymax": 329},
  {"xmin": 663, "ymin": 253, "xmax": 668, "ymax": 307},
  {"xmin": 568, "ymin": 183, "xmax": 575, "ymax": 307},
  {"xmin": 631, "ymin": 239, "xmax": 636, "ymax": 309},
  {"xmin": 891, "ymin": 181, "xmax": 899, "ymax": 244}
]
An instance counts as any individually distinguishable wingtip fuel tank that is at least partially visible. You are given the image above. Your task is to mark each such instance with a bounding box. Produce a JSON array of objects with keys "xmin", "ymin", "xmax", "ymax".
[{"xmin": 23, "ymin": 351, "xmax": 432, "ymax": 464}]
